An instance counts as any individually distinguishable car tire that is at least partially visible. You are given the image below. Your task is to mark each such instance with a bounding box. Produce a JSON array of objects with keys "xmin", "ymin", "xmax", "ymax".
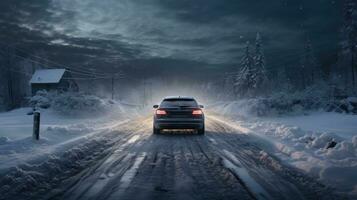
[
  {"xmin": 153, "ymin": 127, "xmax": 160, "ymax": 134},
  {"xmin": 197, "ymin": 126, "xmax": 205, "ymax": 135}
]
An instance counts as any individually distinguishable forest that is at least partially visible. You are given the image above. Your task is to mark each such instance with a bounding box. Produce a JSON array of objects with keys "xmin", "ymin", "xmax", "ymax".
[{"xmin": 0, "ymin": 0, "xmax": 356, "ymax": 114}]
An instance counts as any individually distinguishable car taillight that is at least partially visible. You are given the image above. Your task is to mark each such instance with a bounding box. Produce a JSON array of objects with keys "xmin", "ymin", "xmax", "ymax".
[
  {"xmin": 156, "ymin": 109, "xmax": 167, "ymax": 115},
  {"xmin": 192, "ymin": 109, "xmax": 203, "ymax": 115}
]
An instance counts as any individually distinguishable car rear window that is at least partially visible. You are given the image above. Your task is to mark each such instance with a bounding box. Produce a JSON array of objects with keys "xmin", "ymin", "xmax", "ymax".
[{"xmin": 160, "ymin": 99, "xmax": 198, "ymax": 107}]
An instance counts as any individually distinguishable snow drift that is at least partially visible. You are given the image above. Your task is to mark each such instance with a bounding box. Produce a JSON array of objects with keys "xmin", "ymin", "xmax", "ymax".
[
  {"xmin": 211, "ymin": 82, "xmax": 357, "ymax": 117},
  {"xmin": 29, "ymin": 91, "xmax": 131, "ymax": 115},
  {"xmin": 211, "ymin": 112, "xmax": 357, "ymax": 197}
]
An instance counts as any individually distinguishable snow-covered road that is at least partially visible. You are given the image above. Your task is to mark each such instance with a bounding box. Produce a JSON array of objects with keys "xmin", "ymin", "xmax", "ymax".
[{"xmin": 0, "ymin": 115, "xmax": 339, "ymax": 200}]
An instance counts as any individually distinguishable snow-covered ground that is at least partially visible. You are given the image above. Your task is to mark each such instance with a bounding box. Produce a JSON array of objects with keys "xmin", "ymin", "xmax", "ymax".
[
  {"xmin": 1, "ymin": 97, "xmax": 355, "ymax": 198},
  {"xmin": 265, "ymin": 112, "xmax": 357, "ymax": 140},
  {"xmin": 0, "ymin": 103, "xmax": 140, "ymax": 171},
  {"xmin": 210, "ymin": 102, "xmax": 357, "ymax": 197},
  {"xmin": 0, "ymin": 103, "xmax": 345, "ymax": 199}
]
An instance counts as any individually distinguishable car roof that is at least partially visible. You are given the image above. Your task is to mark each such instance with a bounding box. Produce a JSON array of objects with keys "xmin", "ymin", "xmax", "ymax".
[{"xmin": 163, "ymin": 96, "xmax": 195, "ymax": 100}]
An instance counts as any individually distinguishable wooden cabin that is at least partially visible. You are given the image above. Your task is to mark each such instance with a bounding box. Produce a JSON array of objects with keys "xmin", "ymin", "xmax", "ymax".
[{"xmin": 30, "ymin": 69, "xmax": 78, "ymax": 95}]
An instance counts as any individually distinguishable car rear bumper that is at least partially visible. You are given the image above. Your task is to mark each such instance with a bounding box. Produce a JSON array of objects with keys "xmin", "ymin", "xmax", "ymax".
[{"xmin": 154, "ymin": 118, "xmax": 204, "ymax": 129}]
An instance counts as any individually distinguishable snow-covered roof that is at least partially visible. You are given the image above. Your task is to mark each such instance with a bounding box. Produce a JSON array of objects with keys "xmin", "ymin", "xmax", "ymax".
[{"xmin": 30, "ymin": 69, "xmax": 66, "ymax": 84}]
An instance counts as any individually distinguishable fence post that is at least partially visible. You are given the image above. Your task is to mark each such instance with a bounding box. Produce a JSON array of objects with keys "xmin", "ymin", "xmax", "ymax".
[{"xmin": 33, "ymin": 111, "xmax": 40, "ymax": 140}]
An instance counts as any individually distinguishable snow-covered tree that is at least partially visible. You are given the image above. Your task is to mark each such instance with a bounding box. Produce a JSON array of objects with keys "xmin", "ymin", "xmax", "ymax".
[
  {"xmin": 253, "ymin": 32, "xmax": 269, "ymax": 94},
  {"xmin": 223, "ymin": 72, "xmax": 235, "ymax": 100},
  {"xmin": 300, "ymin": 37, "xmax": 320, "ymax": 89},
  {"xmin": 0, "ymin": 46, "xmax": 19, "ymax": 110},
  {"xmin": 234, "ymin": 42, "xmax": 256, "ymax": 97},
  {"xmin": 0, "ymin": 47, "xmax": 37, "ymax": 110},
  {"xmin": 276, "ymin": 66, "xmax": 292, "ymax": 92},
  {"xmin": 335, "ymin": 0, "xmax": 357, "ymax": 93}
]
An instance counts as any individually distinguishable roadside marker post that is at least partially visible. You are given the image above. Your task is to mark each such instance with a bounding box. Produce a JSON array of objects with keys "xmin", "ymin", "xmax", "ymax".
[{"xmin": 33, "ymin": 111, "xmax": 40, "ymax": 140}]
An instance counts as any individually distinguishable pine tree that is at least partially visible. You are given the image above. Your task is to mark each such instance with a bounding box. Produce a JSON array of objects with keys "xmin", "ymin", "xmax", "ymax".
[
  {"xmin": 276, "ymin": 66, "xmax": 292, "ymax": 92},
  {"xmin": 253, "ymin": 32, "xmax": 269, "ymax": 94},
  {"xmin": 300, "ymin": 37, "xmax": 319, "ymax": 88},
  {"xmin": 336, "ymin": 0, "xmax": 357, "ymax": 93},
  {"xmin": 0, "ymin": 46, "xmax": 17, "ymax": 110},
  {"xmin": 223, "ymin": 72, "xmax": 235, "ymax": 100},
  {"xmin": 234, "ymin": 42, "xmax": 255, "ymax": 97}
]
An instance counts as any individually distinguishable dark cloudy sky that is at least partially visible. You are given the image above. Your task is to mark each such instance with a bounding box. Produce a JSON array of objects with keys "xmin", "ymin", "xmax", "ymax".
[{"xmin": 0, "ymin": 0, "xmax": 343, "ymax": 79}]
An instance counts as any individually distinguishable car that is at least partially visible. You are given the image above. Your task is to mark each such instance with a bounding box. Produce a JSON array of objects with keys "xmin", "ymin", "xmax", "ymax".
[{"xmin": 153, "ymin": 96, "xmax": 205, "ymax": 135}]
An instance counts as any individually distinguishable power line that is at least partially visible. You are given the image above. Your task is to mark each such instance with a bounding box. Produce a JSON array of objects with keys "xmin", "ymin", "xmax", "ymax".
[
  {"xmin": 0, "ymin": 41, "xmax": 106, "ymax": 75},
  {"xmin": 0, "ymin": 42, "xmax": 122, "ymax": 77},
  {"xmin": 7, "ymin": 69, "xmax": 33, "ymax": 77},
  {"xmin": 0, "ymin": 34, "xmax": 338, "ymax": 82},
  {"xmin": 0, "ymin": 48, "xmax": 126, "ymax": 80},
  {"xmin": 0, "ymin": 51, "xmax": 126, "ymax": 81},
  {"xmin": 5, "ymin": 67, "xmax": 126, "ymax": 81}
]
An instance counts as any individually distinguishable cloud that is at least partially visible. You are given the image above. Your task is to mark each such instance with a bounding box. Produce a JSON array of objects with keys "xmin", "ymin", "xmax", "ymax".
[
  {"xmin": 33, "ymin": 0, "xmax": 304, "ymax": 65},
  {"xmin": 0, "ymin": 0, "xmax": 341, "ymax": 71}
]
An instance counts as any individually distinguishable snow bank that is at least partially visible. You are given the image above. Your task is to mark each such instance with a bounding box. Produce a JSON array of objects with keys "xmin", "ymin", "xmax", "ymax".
[
  {"xmin": 0, "ymin": 92, "xmax": 143, "ymax": 198},
  {"xmin": 0, "ymin": 106, "xmax": 130, "ymax": 141},
  {"xmin": 211, "ymin": 99, "xmax": 305, "ymax": 117},
  {"xmin": 0, "ymin": 136, "xmax": 10, "ymax": 145},
  {"xmin": 51, "ymin": 92, "xmax": 108, "ymax": 115},
  {"xmin": 266, "ymin": 112, "xmax": 357, "ymax": 140},
  {"xmin": 0, "ymin": 134, "xmax": 113, "ymax": 199},
  {"xmin": 0, "ymin": 98, "xmax": 140, "ymax": 171},
  {"xmin": 237, "ymin": 118, "xmax": 357, "ymax": 197},
  {"xmin": 212, "ymin": 96, "xmax": 357, "ymax": 117},
  {"xmin": 211, "ymin": 103, "xmax": 357, "ymax": 197},
  {"xmin": 46, "ymin": 124, "xmax": 95, "ymax": 136},
  {"xmin": 29, "ymin": 91, "xmax": 128, "ymax": 115},
  {"xmin": 211, "ymin": 83, "xmax": 357, "ymax": 117}
]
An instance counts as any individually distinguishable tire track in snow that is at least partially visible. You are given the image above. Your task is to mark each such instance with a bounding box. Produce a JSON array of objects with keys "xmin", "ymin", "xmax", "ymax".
[
  {"xmin": 185, "ymin": 136, "xmax": 252, "ymax": 200},
  {"xmin": 116, "ymin": 133, "xmax": 253, "ymax": 200},
  {"xmin": 69, "ymin": 135, "xmax": 146, "ymax": 200},
  {"xmin": 44, "ymin": 119, "xmax": 151, "ymax": 200},
  {"xmin": 206, "ymin": 119, "xmax": 304, "ymax": 200},
  {"xmin": 221, "ymin": 149, "xmax": 272, "ymax": 200},
  {"xmin": 205, "ymin": 133, "xmax": 271, "ymax": 200},
  {"xmin": 106, "ymin": 152, "xmax": 147, "ymax": 200},
  {"xmin": 18, "ymin": 114, "xmax": 339, "ymax": 200},
  {"xmin": 0, "ymin": 118, "xmax": 146, "ymax": 200}
]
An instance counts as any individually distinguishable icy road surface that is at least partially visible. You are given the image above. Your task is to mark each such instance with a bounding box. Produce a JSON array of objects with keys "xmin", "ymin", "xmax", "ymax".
[{"xmin": 0, "ymin": 115, "xmax": 339, "ymax": 200}]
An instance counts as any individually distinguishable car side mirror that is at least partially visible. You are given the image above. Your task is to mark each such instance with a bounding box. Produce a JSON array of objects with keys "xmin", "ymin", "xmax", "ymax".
[
  {"xmin": 199, "ymin": 105, "xmax": 204, "ymax": 108},
  {"xmin": 153, "ymin": 105, "xmax": 159, "ymax": 109}
]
